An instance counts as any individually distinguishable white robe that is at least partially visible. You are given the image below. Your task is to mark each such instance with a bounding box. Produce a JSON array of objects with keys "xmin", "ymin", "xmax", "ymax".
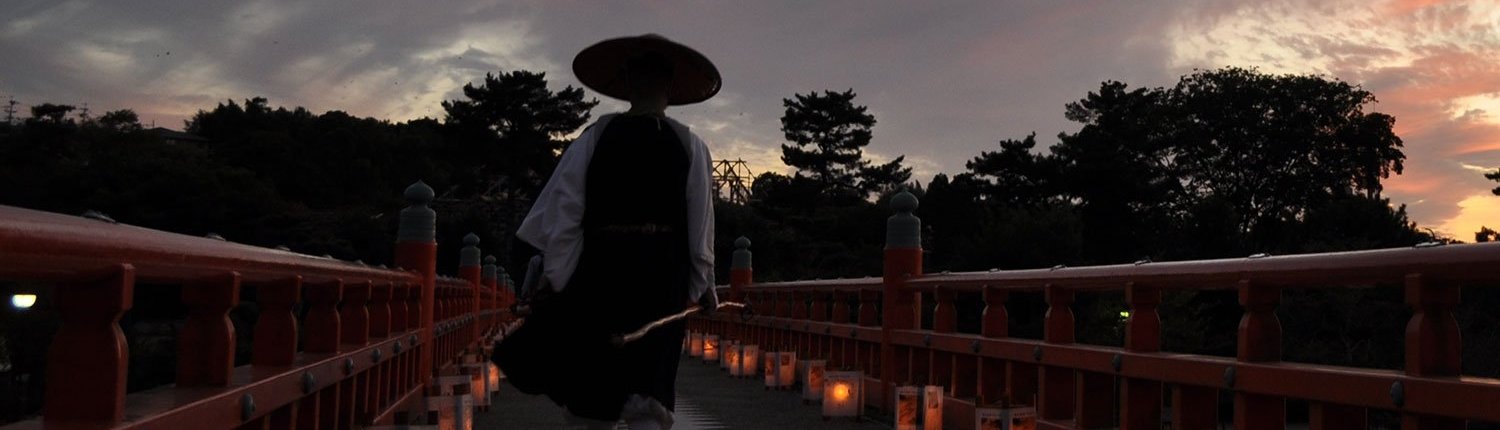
[{"xmin": 516, "ymin": 113, "xmax": 717, "ymax": 303}]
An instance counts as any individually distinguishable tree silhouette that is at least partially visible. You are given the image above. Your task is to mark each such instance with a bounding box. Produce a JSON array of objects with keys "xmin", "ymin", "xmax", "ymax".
[
  {"xmin": 441, "ymin": 70, "xmax": 598, "ymax": 198},
  {"xmin": 779, "ymin": 89, "xmax": 910, "ymax": 199}
]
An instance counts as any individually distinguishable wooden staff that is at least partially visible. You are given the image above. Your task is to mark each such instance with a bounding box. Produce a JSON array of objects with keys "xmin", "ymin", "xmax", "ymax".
[{"xmin": 612, "ymin": 301, "xmax": 749, "ymax": 347}]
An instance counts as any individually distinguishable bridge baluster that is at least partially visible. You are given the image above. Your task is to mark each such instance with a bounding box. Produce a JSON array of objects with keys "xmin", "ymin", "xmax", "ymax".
[
  {"xmin": 372, "ymin": 282, "xmax": 392, "ymax": 338},
  {"xmin": 252, "ymin": 276, "xmax": 302, "ymax": 367},
  {"xmin": 979, "ymin": 286, "xmax": 1009, "ymax": 406},
  {"xmin": 1402, "ymin": 273, "xmax": 1463, "ymax": 430},
  {"xmin": 1039, "ymin": 285, "xmax": 1076, "ymax": 422},
  {"xmin": 933, "ymin": 286, "xmax": 956, "ymax": 333},
  {"xmin": 812, "ymin": 291, "xmax": 829, "ymax": 322},
  {"xmin": 1234, "ymin": 280, "xmax": 1284, "ymax": 430},
  {"xmin": 178, "ymin": 272, "xmax": 241, "ymax": 386},
  {"xmin": 832, "ymin": 289, "xmax": 851, "ymax": 324},
  {"xmin": 43, "ymin": 264, "xmax": 134, "ymax": 425},
  {"xmin": 342, "ymin": 281, "xmax": 372, "ymax": 347},
  {"xmin": 392, "ymin": 282, "xmax": 409, "ymax": 332},
  {"xmin": 1120, "ymin": 283, "xmax": 1162, "ymax": 430}
]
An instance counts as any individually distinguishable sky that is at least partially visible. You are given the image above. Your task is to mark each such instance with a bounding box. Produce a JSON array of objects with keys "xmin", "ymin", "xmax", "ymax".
[{"xmin": 2, "ymin": 0, "xmax": 1499, "ymax": 239}]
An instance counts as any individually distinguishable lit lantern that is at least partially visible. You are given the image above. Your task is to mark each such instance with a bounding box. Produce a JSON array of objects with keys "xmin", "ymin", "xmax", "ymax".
[
  {"xmin": 821, "ymin": 371, "xmax": 863, "ymax": 418},
  {"xmin": 723, "ymin": 341, "xmax": 740, "ymax": 372},
  {"xmin": 720, "ymin": 339, "xmax": 738, "ymax": 370},
  {"xmin": 777, "ymin": 352, "xmax": 796, "ymax": 388},
  {"xmin": 760, "ymin": 350, "xmax": 792, "ymax": 386},
  {"xmin": 762, "ymin": 352, "xmax": 780, "ymax": 388},
  {"xmin": 896, "ymin": 386, "xmax": 920, "ymax": 430},
  {"xmin": 974, "ymin": 405, "xmax": 1036, "ymax": 430},
  {"xmin": 10, "ymin": 294, "xmax": 36, "ymax": 310},
  {"xmin": 689, "ymin": 332, "xmax": 704, "ymax": 357},
  {"xmin": 486, "ymin": 362, "xmax": 501, "ymax": 396},
  {"xmin": 801, "ymin": 359, "xmax": 825, "ymax": 401},
  {"xmin": 923, "ymin": 385, "xmax": 944, "ymax": 430},
  {"xmin": 703, "ymin": 335, "xmax": 719, "ymax": 362},
  {"xmin": 426, "ymin": 380, "xmax": 476, "ymax": 430},
  {"xmin": 736, "ymin": 344, "xmax": 759, "ymax": 377}
]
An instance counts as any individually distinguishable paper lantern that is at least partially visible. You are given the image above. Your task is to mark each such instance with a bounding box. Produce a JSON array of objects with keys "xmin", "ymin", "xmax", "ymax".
[
  {"xmin": 974, "ymin": 406, "xmax": 1035, "ymax": 430},
  {"xmin": 689, "ymin": 332, "xmax": 704, "ymax": 357},
  {"xmin": 703, "ymin": 335, "xmax": 719, "ymax": 362},
  {"xmin": 762, "ymin": 351, "xmax": 795, "ymax": 388},
  {"xmin": 778, "ymin": 352, "xmax": 796, "ymax": 387},
  {"xmin": 821, "ymin": 371, "xmax": 863, "ymax": 418},
  {"xmin": 724, "ymin": 341, "xmax": 741, "ymax": 372},
  {"xmin": 801, "ymin": 359, "xmax": 825, "ymax": 401},
  {"xmin": 720, "ymin": 339, "xmax": 738, "ymax": 370},
  {"xmin": 735, "ymin": 344, "xmax": 759, "ymax": 377},
  {"xmin": 486, "ymin": 362, "xmax": 501, "ymax": 395},
  {"xmin": 762, "ymin": 352, "xmax": 781, "ymax": 388},
  {"xmin": 896, "ymin": 386, "xmax": 920, "ymax": 430},
  {"xmin": 924, "ymin": 385, "xmax": 944, "ymax": 430}
]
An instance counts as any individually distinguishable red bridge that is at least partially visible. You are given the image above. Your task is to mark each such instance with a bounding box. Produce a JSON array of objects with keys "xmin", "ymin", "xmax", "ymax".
[{"xmin": 2, "ymin": 184, "xmax": 1499, "ymax": 429}]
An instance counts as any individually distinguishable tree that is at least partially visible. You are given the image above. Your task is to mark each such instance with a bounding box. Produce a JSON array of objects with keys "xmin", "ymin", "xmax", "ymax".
[
  {"xmin": 1170, "ymin": 68, "xmax": 1404, "ymax": 232},
  {"xmin": 28, "ymin": 104, "xmax": 75, "ymax": 125},
  {"xmin": 779, "ymin": 89, "xmax": 911, "ymax": 199},
  {"xmin": 964, "ymin": 133, "xmax": 1061, "ymax": 207},
  {"xmin": 441, "ymin": 70, "xmax": 597, "ymax": 198}
]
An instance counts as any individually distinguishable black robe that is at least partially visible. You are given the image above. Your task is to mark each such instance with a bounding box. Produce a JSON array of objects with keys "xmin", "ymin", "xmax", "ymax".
[{"xmin": 495, "ymin": 114, "xmax": 691, "ymax": 421}]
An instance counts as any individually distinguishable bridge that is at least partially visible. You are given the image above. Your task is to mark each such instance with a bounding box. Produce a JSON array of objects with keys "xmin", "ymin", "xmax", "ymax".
[{"xmin": 1, "ymin": 183, "xmax": 1499, "ymax": 429}]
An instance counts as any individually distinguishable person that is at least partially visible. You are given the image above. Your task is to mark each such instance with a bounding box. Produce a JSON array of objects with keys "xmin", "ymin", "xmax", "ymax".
[{"xmin": 494, "ymin": 34, "xmax": 720, "ymax": 430}]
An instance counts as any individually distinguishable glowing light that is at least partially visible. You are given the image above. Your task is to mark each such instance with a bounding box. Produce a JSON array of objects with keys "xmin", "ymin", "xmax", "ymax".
[
  {"xmin": 11, "ymin": 294, "xmax": 36, "ymax": 309},
  {"xmin": 1119, "ymin": 311, "xmax": 1131, "ymax": 318},
  {"xmin": 833, "ymin": 383, "xmax": 851, "ymax": 401}
]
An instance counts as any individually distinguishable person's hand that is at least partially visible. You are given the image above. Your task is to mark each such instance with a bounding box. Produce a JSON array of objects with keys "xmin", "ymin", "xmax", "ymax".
[{"xmin": 696, "ymin": 290, "xmax": 719, "ymax": 315}]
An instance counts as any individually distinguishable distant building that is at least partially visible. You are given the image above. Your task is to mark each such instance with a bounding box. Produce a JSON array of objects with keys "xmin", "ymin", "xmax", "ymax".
[{"xmin": 149, "ymin": 127, "xmax": 209, "ymax": 145}]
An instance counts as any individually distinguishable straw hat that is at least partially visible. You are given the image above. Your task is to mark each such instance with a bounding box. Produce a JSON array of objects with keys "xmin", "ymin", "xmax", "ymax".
[{"xmin": 572, "ymin": 34, "xmax": 722, "ymax": 106}]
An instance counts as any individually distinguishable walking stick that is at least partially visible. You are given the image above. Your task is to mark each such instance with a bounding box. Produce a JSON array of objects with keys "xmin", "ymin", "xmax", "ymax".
[{"xmin": 611, "ymin": 301, "xmax": 750, "ymax": 347}]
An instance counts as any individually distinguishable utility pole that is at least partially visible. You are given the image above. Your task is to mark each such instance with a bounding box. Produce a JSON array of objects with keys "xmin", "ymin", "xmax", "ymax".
[{"xmin": 2, "ymin": 96, "xmax": 16, "ymax": 125}]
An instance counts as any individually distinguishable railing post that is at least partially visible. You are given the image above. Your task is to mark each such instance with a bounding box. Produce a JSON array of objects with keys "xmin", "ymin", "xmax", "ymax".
[
  {"xmin": 1121, "ymin": 283, "xmax": 1162, "ymax": 430},
  {"xmin": 342, "ymin": 281, "xmax": 372, "ymax": 347},
  {"xmin": 1040, "ymin": 285, "xmax": 1075, "ymax": 422},
  {"xmin": 731, "ymin": 236, "xmax": 753, "ymax": 302},
  {"xmin": 253, "ymin": 276, "xmax": 303, "ymax": 367},
  {"xmin": 43, "ymin": 264, "xmax": 134, "ymax": 425},
  {"xmin": 461, "ymin": 233, "xmax": 482, "ymax": 352},
  {"xmin": 1402, "ymin": 273, "xmax": 1463, "ymax": 430},
  {"xmin": 933, "ymin": 286, "xmax": 956, "ymax": 333},
  {"xmin": 392, "ymin": 283, "xmax": 409, "ymax": 332},
  {"xmin": 882, "ymin": 191, "xmax": 922, "ymax": 409},
  {"xmin": 859, "ymin": 289, "xmax": 880, "ymax": 326},
  {"xmin": 178, "ymin": 272, "xmax": 241, "ymax": 386},
  {"xmin": 979, "ymin": 286, "xmax": 1011, "ymax": 406},
  {"xmin": 304, "ymin": 280, "xmax": 343, "ymax": 353},
  {"xmin": 1235, "ymin": 280, "xmax": 1284, "ymax": 429},
  {"xmin": 483, "ymin": 255, "xmax": 498, "ymax": 331},
  {"xmin": 371, "ymin": 282, "xmax": 392, "ymax": 338},
  {"xmin": 832, "ymin": 290, "xmax": 851, "ymax": 324},
  {"xmin": 395, "ymin": 181, "xmax": 438, "ymax": 384}
]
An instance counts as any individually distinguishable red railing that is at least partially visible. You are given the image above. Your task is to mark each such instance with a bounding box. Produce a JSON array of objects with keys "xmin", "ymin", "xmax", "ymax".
[
  {"xmin": 0, "ymin": 181, "xmax": 516, "ymax": 429},
  {"xmin": 691, "ymin": 191, "xmax": 1500, "ymax": 430}
]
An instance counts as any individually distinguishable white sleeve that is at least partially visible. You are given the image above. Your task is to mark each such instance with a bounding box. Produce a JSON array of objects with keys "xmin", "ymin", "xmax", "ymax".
[
  {"xmin": 686, "ymin": 133, "xmax": 716, "ymax": 301},
  {"xmin": 516, "ymin": 124, "xmax": 599, "ymax": 292}
]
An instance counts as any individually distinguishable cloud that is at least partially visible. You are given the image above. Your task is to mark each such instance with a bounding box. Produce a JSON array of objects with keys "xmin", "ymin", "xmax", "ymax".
[
  {"xmin": 6, "ymin": 0, "xmax": 1496, "ymax": 239},
  {"xmin": 1164, "ymin": 0, "xmax": 1500, "ymax": 238}
]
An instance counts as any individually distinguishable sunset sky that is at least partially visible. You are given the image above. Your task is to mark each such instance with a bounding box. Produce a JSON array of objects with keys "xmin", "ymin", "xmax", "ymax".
[{"xmin": 3, "ymin": 1, "xmax": 1498, "ymax": 239}]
